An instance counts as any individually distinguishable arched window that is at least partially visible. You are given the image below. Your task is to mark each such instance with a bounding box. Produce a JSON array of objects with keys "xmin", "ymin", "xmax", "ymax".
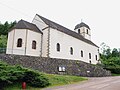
[
  {"xmin": 89, "ymin": 53, "xmax": 91, "ymax": 59},
  {"xmin": 95, "ymin": 55, "xmax": 97, "ymax": 60},
  {"xmin": 81, "ymin": 50, "xmax": 83, "ymax": 57},
  {"xmin": 17, "ymin": 38, "xmax": 22, "ymax": 47},
  {"xmin": 86, "ymin": 29, "xmax": 89, "ymax": 34},
  {"xmin": 89, "ymin": 60, "xmax": 91, "ymax": 64},
  {"xmin": 78, "ymin": 29, "xmax": 80, "ymax": 34},
  {"xmin": 32, "ymin": 40, "xmax": 36, "ymax": 49},
  {"xmin": 57, "ymin": 43, "xmax": 60, "ymax": 52},
  {"xmin": 70, "ymin": 47, "xmax": 73, "ymax": 55}
]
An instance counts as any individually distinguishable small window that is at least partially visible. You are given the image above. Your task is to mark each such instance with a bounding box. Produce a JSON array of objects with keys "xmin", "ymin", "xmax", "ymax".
[
  {"xmin": 78, "ymin": 29, "xmax": 80, "ymax": 34},
  {"xmin": 32, "ymin": 40, "xmax": 36, "ymax": 49},
  {"xmin": 86, "ymin": 29, "xmax": 89, "ymax": 34},
  {"xmin": 70, "ymin": 47, "xmax": 73, "ymax": 55},
  {"xmin": 57, "ymin": 43, "xmax": 60, "ymax": 52},
  {"xmin": 81, "ymin": 50, "xmax": 83, "ymax": 57},
  {"xmin": 17, "ymin": 38, "xmax": 22, "ymax": 47},
  {"xmin": 95, "ymin": 55, "xmax": 97, "ymax": 60},
  {"xmin": 89, "ymin": 53, "xmax": 91, "ymax": 59}
]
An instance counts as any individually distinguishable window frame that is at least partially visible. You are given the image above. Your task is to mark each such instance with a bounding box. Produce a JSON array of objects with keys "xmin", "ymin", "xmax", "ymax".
[
  {"xmin": 86, "ymin": 29, "xmax": 89, "ymax": 34},
  {"xmin": 81, "ymin": 50, "xmax": 83, "ymax": 57},
  {"xmin": 32, "ymin": 40, "xmax": 37, "ymax": 49},
  {"xmin": 95, "ymin": 55, "xmax": 97, "ymax": 60},
  {"xmin": 57, "ymin": 43, "xmax": 60, "ymax": 52},
  {"xmin": 78, "ymin": 29, "xmax": 80, "ymax": 34},
  {"xmin": 17, "ymin": 38, "xmax": 22, "ymax": 47},
  {"xmin": 89, "ymin": 53, "xmax": 91, "ymax": 59},
  {"xmin": 70, "ymin": 47, "xmax": 73, "ymax": 55}
]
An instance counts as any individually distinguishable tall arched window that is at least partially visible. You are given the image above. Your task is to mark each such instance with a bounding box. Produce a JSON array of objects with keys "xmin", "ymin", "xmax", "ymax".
[
  {"xmin": 57, "ymin": 43, "xmax": 60, "ymax": 52},
  {"xmin": 32, "ymin": 40, "xmax": 36, "ymax": 49},
  {"xmin": 17, "ymin": 38, "xmax": 22, "ymax": 47},
  {"xmin": 89, "ymin": 53, "xmax": 91, "ymax": 59},
  {"xmin": 86, "ymin": 29, "xmax": 89, "ymax": 34},
  {"xmin": 78, "ymin": 29, "xmax": 80, "ymax": 34},
  {"xmin": 81, "ymin": 50, "xmax": 83, "ymax": 57},
  {"xmin": 70, "ymin": 47, "xmax": 73, "ymax": 55},
  {"xmin": 95, "ymin": 55, "xmax": 97, "ymax": 60}
]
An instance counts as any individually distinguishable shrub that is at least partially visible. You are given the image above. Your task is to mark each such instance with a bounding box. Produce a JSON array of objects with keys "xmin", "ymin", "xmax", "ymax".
[
  {"xmin": 22, "ymin": 70, "xmax": 50, "ymax": 87},
  {"xmin": 0, "ymin": 61, "xmax": 50, "ymax": 89},
  {"xmin": 105, "ymin": 67, "xmax": 120, "ymax": 74}
]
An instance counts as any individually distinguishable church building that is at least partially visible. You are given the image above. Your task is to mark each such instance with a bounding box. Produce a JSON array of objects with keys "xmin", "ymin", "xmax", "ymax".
[{"xmin": 6, "ymin": 14, "xmax": 99, "ymax": 64}]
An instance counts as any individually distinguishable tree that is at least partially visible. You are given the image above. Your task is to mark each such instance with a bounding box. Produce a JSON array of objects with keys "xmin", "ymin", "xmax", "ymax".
[
  {"xmin": 0, "ymin": 21, "xmax": 17, "ymax": 35},
  {"xmin": 100, "ymin": 42, "xmax": 111, "ymax": 59},
  {"xmin": 0, "ymin": 35, "xmax": 7, "ymax": 48},
  {"xmin": 112, "ymin": 48, "xmax": 119, "ymax": 57},
  {"xmin": 100, "ymin": 43, "xmax": 120, "ymax": 74}
]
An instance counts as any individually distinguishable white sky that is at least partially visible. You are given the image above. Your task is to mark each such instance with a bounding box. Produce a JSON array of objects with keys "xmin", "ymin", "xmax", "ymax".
[{"xmin": 0, "ymin": 0, "xmax": 120, "ymax": 49}]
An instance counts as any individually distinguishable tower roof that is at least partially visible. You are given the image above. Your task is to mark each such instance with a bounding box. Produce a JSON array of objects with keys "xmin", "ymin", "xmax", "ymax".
[{"xmin": 74, "ymin": 22, "xmax": 90, "ymax": 30}]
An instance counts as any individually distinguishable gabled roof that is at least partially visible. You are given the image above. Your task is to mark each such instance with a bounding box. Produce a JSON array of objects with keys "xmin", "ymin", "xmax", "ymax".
[
  {"xmin": 74, "ymin": 22, "xmax": 90, "ymax": 30},
  {"xmin": 10, "ymin": 20, "xmax": 42, "ymax": 34},
  {"xmin": 36, "ymin": 14, "xmax": 98, "ymax": 47}
]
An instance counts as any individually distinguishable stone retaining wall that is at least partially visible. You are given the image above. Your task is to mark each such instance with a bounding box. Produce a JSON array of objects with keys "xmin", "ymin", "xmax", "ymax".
[{"xmin": 0, "ymin": 54, "xmax": 111, "ymax": 77}]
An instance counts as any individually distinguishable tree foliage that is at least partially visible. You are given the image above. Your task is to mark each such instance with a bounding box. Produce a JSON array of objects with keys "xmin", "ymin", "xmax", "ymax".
[
  {"xmin": 100, "ymin": 42, "xmax": 120, "ymax": 74},
  {"xmin": 0, "ymin": 21, "xmax": 17, "ymax": 35},
  {"xmin": 0, "ymin": 35, "xmax": 7, "ymax": 48},
  {"xmin": 0, "ymin": 21, "xmax": 17, "ymax": 49}
]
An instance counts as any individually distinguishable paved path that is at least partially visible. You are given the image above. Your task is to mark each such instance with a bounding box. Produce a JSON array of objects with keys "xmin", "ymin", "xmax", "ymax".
[{"xmin": 42, "ymin": 76, "xmax": 120, "ymax": 90}]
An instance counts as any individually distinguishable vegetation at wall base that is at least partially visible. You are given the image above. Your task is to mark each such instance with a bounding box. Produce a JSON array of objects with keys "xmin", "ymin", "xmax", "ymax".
[
  {"xmin": 0, "ymin": 60, "xmax": 87, "ymax": 90},
  {"xmin": 0, "ymin": 61, "xmax": 50, "ymax": 90}
]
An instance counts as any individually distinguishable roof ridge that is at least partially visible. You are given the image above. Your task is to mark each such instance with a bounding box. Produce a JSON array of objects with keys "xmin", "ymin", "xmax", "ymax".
[
  {"xmin": 21, "ymin": 20, "xmax": 30, "ymax": 29},
  {"xmin": 36, "ymin": 14, "xmax": 98, "ymax": 47}
]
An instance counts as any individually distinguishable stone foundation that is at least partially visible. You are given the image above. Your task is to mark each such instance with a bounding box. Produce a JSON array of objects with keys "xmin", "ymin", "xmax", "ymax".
[{"xmin": 0, "ymin": 54, "xmax": 111, "ymax": 77}]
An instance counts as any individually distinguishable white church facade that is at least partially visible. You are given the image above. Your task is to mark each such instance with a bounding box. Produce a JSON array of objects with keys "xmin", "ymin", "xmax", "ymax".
[{"xmin": 6, "ymin": 14, "xmax": 99, "ymax": 64}]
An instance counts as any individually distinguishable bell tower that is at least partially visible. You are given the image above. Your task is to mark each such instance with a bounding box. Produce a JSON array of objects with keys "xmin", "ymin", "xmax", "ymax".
[{"xmin": 74, "ymin": 22, "xmax": 91, "ymax": 40}]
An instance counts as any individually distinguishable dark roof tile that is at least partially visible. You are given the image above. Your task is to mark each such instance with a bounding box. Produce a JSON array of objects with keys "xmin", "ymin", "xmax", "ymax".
[
  {"xmin": 36, "ymin": 14, "xmax": 98, "ymax": 47},
  {"xmin": 10, "ymin": 20, "xmax": 43, "ymax": 34}
]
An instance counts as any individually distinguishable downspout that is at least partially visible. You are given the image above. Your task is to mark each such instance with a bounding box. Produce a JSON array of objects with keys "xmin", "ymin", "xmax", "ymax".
[
  {"xmin": 24, "ymin": 29, "xmax": 28, "ymax": 55},
  {"xmin": 40, "ymin": 34, "xmax": 43, "ymax": 57},
  {"xmin": 47, "ymin": 27, "xmax": 50, "ymax": 57},
  {"xmin": 11, "ymin": 29, "xmax": 15, "ymax": 54}
]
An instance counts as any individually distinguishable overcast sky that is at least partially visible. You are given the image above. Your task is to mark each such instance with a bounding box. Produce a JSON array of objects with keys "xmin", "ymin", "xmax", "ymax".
[{"xmin": 0, "ymin": 0, "xmax": 120, "ymax": 49}]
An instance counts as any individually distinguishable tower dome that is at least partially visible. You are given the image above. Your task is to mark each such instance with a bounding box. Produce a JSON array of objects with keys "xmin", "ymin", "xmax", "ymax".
[{"xmin": 74, "ymin": 22, "xmax": 90, "ymax": 30}]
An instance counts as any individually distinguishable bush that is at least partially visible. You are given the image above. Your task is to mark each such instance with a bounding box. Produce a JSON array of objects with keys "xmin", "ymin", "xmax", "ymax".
[
  {"xmin": 22, "ymin": 70, "xmax": 50, "ymax": 87},
  {"xmin": 105, "ymin": 67, "xmax": 120, "ymax": 74},
  {"xmin": 0, "ymin": 61, "xmax": 50, "ymax": 89}
]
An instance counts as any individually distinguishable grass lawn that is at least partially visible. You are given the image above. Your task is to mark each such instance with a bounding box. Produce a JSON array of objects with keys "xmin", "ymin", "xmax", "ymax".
[{"xmin": 4, "ymin": 74, "xmax": 87, "ymax": 90}]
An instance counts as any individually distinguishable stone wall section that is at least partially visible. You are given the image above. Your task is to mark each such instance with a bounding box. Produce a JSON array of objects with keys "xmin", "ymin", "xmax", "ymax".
[{"xmin": 0, "ymin": 54, "xmax": 111, "ymax": 77}]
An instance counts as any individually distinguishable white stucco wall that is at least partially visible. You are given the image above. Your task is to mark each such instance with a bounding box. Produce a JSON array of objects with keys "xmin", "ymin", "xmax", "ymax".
[
  {"xmin": 6, "ymin": 29, "xmax": 42, "ymax": 56},
  {"xmin": 25, "ymin": 30, "xmax": 42, "ymax": 56},
  {"xmin": 41, "ymin": 28, "xmax": 49, "ymax": 57},
  {"xmin": 32, "ymin": 15, "xmax": 48, "ymax": 30},
  {"xmin": 49, "ymin": 28, "xmax": 99, "ymax": 64},
  {"xmin": 11, "ymin": 29, "xmax": 26, "ymax": 55},
  {"xmin": 6, "ymin": 30, "xmax": 14, "ymax": 54}
]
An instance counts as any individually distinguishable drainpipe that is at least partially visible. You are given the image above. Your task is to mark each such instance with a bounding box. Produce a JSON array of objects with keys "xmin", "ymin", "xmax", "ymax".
[
  {"xmin": 12, "ymin": 29, "xmax": 15, "ymax": 54},
  {"xmin": 24, "ymin": 29, "xmax": 28, "ymax": 55},
  {"xmin": 47, "ymin": 27, "xmax": 50, "ymax": 57},
  {"xmin": 40, "ymin": 34, "xmax": 43, "ymax": 57}
]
